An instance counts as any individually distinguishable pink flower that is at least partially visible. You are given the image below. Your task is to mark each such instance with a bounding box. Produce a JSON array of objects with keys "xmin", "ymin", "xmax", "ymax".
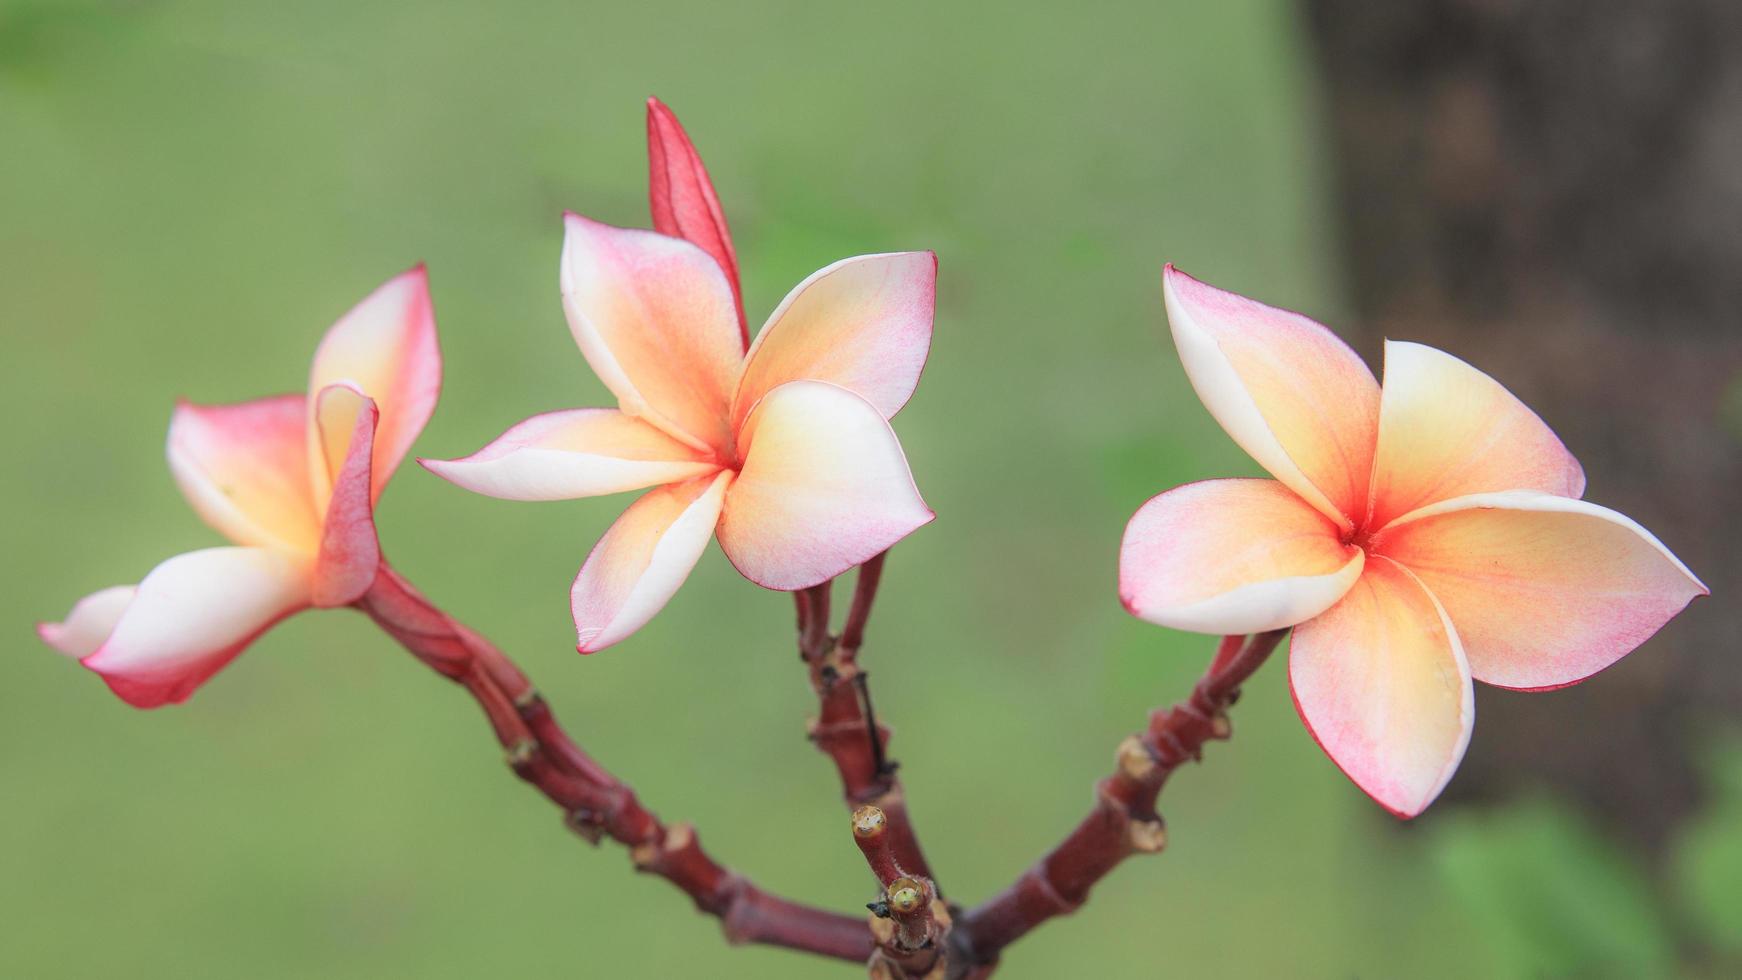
[
  {"xmin": 425, "ymin": 99, "xmax": 935, "ymax": 653},
  {"xmin": 38, "ymin": 269, "xmax": 441, "ymax": 707},
  {"xmin": 1119, "ymin": 266, "xmax": 1707, "ymax": 817}
]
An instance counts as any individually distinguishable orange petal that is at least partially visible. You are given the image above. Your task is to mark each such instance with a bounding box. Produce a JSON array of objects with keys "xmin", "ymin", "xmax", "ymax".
[
  {"xmin": 1290, "ymin": 557, "xmax": 1473, "ymax": 818},
  {"xmin": 167, "ymin": 394, "xmax": 320, "ymax": 554},
  {"xmin": 731, "ymin": 252, "xmax": 936, "ymax": 430},
  {"xmin": 718, "ymin": 381, "xmax": 933, "ymax": 591},
  {"xmin": 1119, "ymin": 479, "xmax": 1364, "ymax": 633},
  {"xmin": 561, "ymin": 213, "xmax": 741, "ymax": 454},
  {"xmin": 421, "ymin": 408, "xmax": 718, "ymax": 501},
  {"xmin": 306, "ymin": 266, "xmax": 442, "ymax": 509},
  {"xmin": 1368, "ymin": 341, "xmax": 1584, "ymax": 529},
  {"xmin": 1163, "ymin": 265, "xmax": 1379, "ymax": 529},
  {"xmin": 570, "ymin": 471, "xmax": 734, "ymax": 653},
  {"xmin": 1374, "ymin": 491, "xmax": 1707, "ymax": 690}
]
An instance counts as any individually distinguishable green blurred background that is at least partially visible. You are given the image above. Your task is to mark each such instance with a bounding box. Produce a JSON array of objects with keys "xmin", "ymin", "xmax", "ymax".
[{"xmin": 3, "ymin": 1, "xmax": 1737, "ymax": 977}]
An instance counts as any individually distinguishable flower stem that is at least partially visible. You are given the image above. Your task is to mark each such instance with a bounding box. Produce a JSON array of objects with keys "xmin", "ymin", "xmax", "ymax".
[{"xmin": 796, "ymin": 554, "xmax": 935, "ymax": 884}]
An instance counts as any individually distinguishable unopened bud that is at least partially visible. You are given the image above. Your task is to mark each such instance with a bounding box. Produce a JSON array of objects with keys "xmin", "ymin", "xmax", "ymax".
[
  {"xmin": 1209, "ymin": 715, "xmax": 1233, "ymax": 739},
  {"xmin": 1129, "ymin": 818, "xmax": 1169, "ymax": 854},
  {"xmin": 1116, "ymin": 735, "xmax": 1157, "ymax": 781},
  {"xmin": 853, "ymin": 804, "xmax": 888, "ymax": 840},
  {"xmin": 887, "ymin": 876, "xmax": 926, "ymax": 915},
  {"xmin": 563, "ymin": 810, "xmax": 604, "ymax": 845},
  {"xmin": 505, "ymin": 738, "xmax": 537, "ymax": 767}
]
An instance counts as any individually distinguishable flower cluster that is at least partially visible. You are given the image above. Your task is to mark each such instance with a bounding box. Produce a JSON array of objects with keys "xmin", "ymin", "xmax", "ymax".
[{"xmin": 40, "ymin": 100, "xmax": 1704, "ymax": 820}]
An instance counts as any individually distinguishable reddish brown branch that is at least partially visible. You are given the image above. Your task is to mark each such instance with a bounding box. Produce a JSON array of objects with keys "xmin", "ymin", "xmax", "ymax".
[
  {"xmin": 796, "ymin": 558, "xmax": 934, "ymax": 884},
  {"xmin": 840, "ymin": 551, "xmax": 886, "ymax": 653},
  {"xmin": 852, "ymin": 804, "xmax": 908, "ymax": 885},
  {"xmin": 951, "ymin": 630, "xmax": 1288, "ymax": 971},
  {"xmin": 356, "ymin": 561, "xmax": 874, "ymax": 964},
  {"xmin": 855, "ymin": 804, "xmax": 950, "ymax": 978}
]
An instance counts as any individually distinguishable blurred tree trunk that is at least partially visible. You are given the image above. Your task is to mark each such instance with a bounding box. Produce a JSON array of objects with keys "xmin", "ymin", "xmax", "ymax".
[{"xmin": 1304, "ymin": 0, "xmax": 1742, "ymax": 853}]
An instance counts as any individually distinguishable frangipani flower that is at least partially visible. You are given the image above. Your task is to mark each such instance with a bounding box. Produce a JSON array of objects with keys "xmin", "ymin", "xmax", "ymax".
[
  {"xmin": 38, "ymin": 269, "xmax": 441, "ymax": 708},
  {"xmin": 425, "ymin": 100, "xmax": 935, "ymax": 654},
  {"xmin": 1119, "ymin": 266, "xmax": 1707, "ymax": 817}
]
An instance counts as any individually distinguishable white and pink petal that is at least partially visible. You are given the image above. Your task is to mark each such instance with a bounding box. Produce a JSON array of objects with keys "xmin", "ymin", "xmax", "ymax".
[
  {"xmin": 422, "ymin": 408, "xmax": 720, "ymax": 502},
  {"xmin": 1368, "ymin": 341, "xmax": 1584, "ymax": 529},
  {"xmin": 571, "ymin": 471, "xmax": 734, "ymax": 653},
  {"xmin": 1373, "ymin": 491, "xmax": 1707, "ymax": 690},
  {"xmin": 1289, "ymin": 557, "xmax": 1474, "ymax": 818},
  {"xmin": 1119, "ymin": 479, "xmax": 1365, "ymax": 634},
  {"xmin": 1163, "ymin": 265, "xmax": 1380, "ymax": 529},
  {"xmin": 718, "ymin": 380, "xmax": 933, "ymax": 592},
  {"xmin": 306, "ymin": 265, "xmax": 442, "ymax": 508},
  {"xmin": 38, "ymin": 586, "xmax": 138, "ymax": 660},
  {"xmin": 560, "ymin": 213, "xmax": 742, "ymax": 454},
  {"xmin": 733, "ymin": 251, "xmax": 936, "ymax": 429},
  {"xmin": 76, "ymin": 547, "xmax": 312, "ymax": 709},
  {"xmin": 167, "ymin": 394, "xmax": 320, "ymax": 554}
]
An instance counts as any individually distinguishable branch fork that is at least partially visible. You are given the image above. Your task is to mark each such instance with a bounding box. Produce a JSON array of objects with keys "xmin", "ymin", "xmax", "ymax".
[
  {"xmin": 355, "ymin": 560, "xmax": 875, "ymax": 963},
  {"xmin": 854, "ymin": 803, "xmax": 950, "ymax": 979},
  {"xmin": 355, "ymin": 549, "xmax": 1285, "ymax": 977}
]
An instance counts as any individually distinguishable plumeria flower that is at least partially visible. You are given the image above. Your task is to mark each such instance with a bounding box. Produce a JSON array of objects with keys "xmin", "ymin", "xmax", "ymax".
[
  {"xmin": 1119, "ymin": 265, "xmax": 1707, "ymax": 817},
  {"xmin": 38, "ymin": 269, "xmax": 441, "ymax": 708},
  {"xmin": 425, "ymin": 99, "xmax": 935, "ymax": 653}
]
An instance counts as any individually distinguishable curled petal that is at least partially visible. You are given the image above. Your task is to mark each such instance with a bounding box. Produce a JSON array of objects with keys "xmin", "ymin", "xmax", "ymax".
[
  {"xmin": 78, "ymin": 547, "xmax": 312, "ymax": 708},
  {"xmin": 646, "ymin": 96, "xmax": 745, "ymax": 343},
  {"xmin": 561, "ymin": 213, "xmax": 741, "ymax": 454},
  {"xmin": 307, "ymin": 265, "xmax": 442, "ymax": 509},
  {"xmin": 572, "ymin": 471, "xmax": 734, "ymax": 653},
  {"xmin": 311, "ymin": 384, "xmax": 381, "ymax": 607},
  {"xmin": 421, "ymin": 408, "xmax": 719, "ymax": 501},
  {"xmin": 1163, "ymin": 265, "xmax": 1379, "ymax": 529},
  {"xmin": 718, "ymin": 381, "xmax": 933, "ymax": 591},
  {"xmin": 1290, "ymin": 557, "xmax": 1474, "ymax": 818},
  {"xmin": 168, "ymin": 394, "xmax": 319, "ymax": 554},
  {"xmin": 38, "ymin": 586, "xmax": 138, "ymax": 659},
  {"xmin": 1119, "ymin": 479, "xmax": 1364, "ymax": 634},
  {"xmin": 732, "ymin": 251, "xmax": 937, "ymax": 429},
  {"xmin": 1368, "ymin": 341, "xmax": 1585, "ymax": 529},
  {"xmin": 1374, "ymin": 491, "xmax": 1708, "ymax": 690}
]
